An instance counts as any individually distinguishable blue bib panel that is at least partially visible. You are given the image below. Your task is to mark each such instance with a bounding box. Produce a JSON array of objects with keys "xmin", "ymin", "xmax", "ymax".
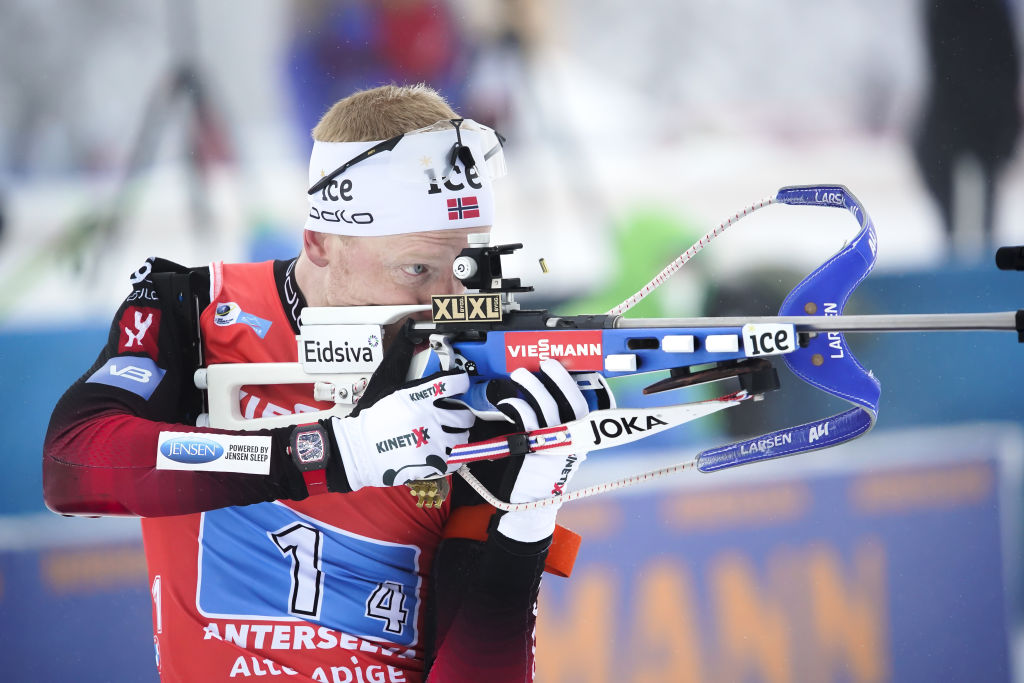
[{"xmin": 197, "ymin": 502, "xmax": 421, "ymax": 646}]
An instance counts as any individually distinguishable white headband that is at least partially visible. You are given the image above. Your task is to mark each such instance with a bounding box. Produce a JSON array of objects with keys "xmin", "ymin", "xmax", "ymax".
[{"xmin": 305, "ymin": 120, "xmax": 506, "ymax": 237}]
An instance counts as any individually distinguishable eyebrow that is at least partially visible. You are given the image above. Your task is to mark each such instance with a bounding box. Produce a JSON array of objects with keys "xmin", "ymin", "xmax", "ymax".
[{"xmin": 389, "ymin": 252, "xmax": 452, "ymax": 264}]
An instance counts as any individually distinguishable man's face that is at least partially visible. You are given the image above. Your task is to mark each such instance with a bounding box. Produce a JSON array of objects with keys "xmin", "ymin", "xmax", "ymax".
[{"xmin": 321, "ymin": 227, "xmax": 489, "ymax": 310}]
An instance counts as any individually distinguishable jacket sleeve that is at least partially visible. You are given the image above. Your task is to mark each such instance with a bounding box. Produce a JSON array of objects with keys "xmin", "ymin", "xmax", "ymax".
[
  {"xmin": 425, "ymin": 449, "xmax": 551, "ymax": 682},
  {"xmin": 341, "ymin": 326, "xmax": 552, "ymax": 681},
  {"xmin": 42, "ymin": 258, "xmax": 307, "ymax": 517}
]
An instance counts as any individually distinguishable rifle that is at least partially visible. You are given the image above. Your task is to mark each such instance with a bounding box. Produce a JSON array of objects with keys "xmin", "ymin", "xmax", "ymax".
[{"xmin": 194, "ymin": 185, "xmax": 1024, "ymax": 508}]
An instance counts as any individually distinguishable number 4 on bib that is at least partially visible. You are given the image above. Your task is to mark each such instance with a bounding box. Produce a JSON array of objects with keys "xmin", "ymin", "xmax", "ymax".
[{"xmin": 365, "ymin": 581, "xmax": 408, "ymax": 635}]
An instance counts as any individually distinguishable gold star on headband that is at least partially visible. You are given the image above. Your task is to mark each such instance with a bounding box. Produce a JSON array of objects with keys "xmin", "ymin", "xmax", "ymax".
[
  {"xmin": 320, "ymin": 169, "xmax": 325, "ymax": 177},
  {"xmin": 420, "ymin": 156, "xmax": 432, "ymax": 167}
]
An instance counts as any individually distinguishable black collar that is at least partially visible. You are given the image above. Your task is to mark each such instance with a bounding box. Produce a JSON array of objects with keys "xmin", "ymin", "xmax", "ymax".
[{"xmin": 274, "ymin": 257, "xmax": 306, "ymax": 335}]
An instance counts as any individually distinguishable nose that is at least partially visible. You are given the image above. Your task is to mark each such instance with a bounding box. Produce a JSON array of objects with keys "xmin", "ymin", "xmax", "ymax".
[
  {"xmin": 413, "ymin": 271, "xmax": 464, "ymax": 308},
  {"xmin": 435, "ymin": 269, "xmax": 465, "ymax": 297}
]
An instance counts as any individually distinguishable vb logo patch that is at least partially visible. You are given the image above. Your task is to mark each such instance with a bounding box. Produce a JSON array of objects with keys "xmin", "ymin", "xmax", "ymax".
[{"xmin": 87, "ymin": 357, "xmax": 166, "ymax": 400}]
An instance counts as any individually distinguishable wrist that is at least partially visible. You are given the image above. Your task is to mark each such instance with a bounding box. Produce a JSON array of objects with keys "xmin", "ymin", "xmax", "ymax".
[
  {"xmin": 490, "ymin": 526, "xmax": 553, "ymax": 556},
  {"xmin": 288, "ymin": 423, "xmax": 330, "ymax": 496},
  {"xmin": 496, "ymin": 506, "xmax": 559, "ymax": 543},
  {"xmin": 329, "ymin": 417, "xmax": 368, "ymax": 492}
]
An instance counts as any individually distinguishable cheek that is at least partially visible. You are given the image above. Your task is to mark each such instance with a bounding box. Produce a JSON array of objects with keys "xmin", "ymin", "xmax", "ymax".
[{"xmin": 323, "ymin": 261, "xmax": 379, "ymax": 306}]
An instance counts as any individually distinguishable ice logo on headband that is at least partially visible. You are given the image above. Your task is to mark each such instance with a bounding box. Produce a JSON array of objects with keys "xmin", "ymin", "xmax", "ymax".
[{"xmin": 305, "ymin": 119, "xmax": 506, "ymax": 237}]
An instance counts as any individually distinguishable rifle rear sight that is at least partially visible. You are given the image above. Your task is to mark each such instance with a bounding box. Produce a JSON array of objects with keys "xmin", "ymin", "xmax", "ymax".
[{"xmin": 452, "ymin": 242, "xmax": 534, "ymax": 295}]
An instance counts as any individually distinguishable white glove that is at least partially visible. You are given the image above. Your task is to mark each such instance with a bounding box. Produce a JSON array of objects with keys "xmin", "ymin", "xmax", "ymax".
[
  {"xmin": 491, "ymin": 359, "xmax": 612, "ymax": 542},
  {"xmin": 331, "ymin": 370, "xmax": 474, "ymax": 490}
]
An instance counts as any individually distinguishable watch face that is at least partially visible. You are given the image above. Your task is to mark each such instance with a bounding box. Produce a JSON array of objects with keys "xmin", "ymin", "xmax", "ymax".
[{"xmin": 295, "ymin": 429, "xmax": 326, "ymax": 466}]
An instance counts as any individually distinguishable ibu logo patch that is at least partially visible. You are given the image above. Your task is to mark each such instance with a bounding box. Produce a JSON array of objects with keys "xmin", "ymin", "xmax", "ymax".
[{"xmin": 214, "ymin": 301, "xmax": 272, "ymax": 339}]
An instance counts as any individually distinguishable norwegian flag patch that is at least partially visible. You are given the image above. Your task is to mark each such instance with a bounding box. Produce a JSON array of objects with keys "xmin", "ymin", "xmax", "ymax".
[{"xmin": 447, "ymin": 196, "xmax": 480, "ymax": 220}]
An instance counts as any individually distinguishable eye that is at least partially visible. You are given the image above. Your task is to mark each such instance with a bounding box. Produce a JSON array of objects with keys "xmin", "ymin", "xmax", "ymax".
[{"xmin": 401, "ymin": 264, "xmax": 428, "ymax": 276}]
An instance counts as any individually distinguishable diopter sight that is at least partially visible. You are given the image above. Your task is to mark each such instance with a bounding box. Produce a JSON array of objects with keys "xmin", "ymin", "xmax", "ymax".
[{"xmin": 452, "ymin": 234, "xmax": 534, "ymax": 295}]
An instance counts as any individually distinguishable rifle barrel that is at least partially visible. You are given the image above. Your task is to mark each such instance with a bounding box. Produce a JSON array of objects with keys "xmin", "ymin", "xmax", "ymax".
[{"xmin": 616, "ymin": 312, "xmax": 1018, "ymax": 333}]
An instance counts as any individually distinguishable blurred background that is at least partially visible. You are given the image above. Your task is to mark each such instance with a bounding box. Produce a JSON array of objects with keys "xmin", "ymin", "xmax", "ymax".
[{"xmin": 2, "ymin": 0, "xmax": 1024, "ymax": 680}]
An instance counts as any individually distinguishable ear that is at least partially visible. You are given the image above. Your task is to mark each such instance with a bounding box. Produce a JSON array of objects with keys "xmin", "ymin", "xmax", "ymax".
[{"xmin": 303, "ymin": 230, "xmax": 331, "ymax": 267}]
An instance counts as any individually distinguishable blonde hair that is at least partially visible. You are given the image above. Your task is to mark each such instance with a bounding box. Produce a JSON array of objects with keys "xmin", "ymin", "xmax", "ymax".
[{"xmin": 312, "ymin": 84, "xmax": 458, "ymax": 143}]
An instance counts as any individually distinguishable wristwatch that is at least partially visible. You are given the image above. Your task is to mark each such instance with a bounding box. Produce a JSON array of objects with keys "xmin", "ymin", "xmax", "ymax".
[{"xmin": 289, "ymin": 423, "xmax": 329, "ymax": 496}]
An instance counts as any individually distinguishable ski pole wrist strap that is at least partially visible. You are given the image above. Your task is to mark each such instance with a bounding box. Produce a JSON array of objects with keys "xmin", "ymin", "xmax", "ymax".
[{"xmin": 442, "ymin": 503, "xmax": 582, "ymax": 577}]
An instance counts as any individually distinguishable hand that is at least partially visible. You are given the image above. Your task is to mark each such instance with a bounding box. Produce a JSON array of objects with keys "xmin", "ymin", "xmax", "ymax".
[
  {"xmin": 488, "ymin": 359, "xmax": 614, "ymax": 542},
  {"xmin": 330, "ymin": 370, "xmax": 474, "ymax": 490}
]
